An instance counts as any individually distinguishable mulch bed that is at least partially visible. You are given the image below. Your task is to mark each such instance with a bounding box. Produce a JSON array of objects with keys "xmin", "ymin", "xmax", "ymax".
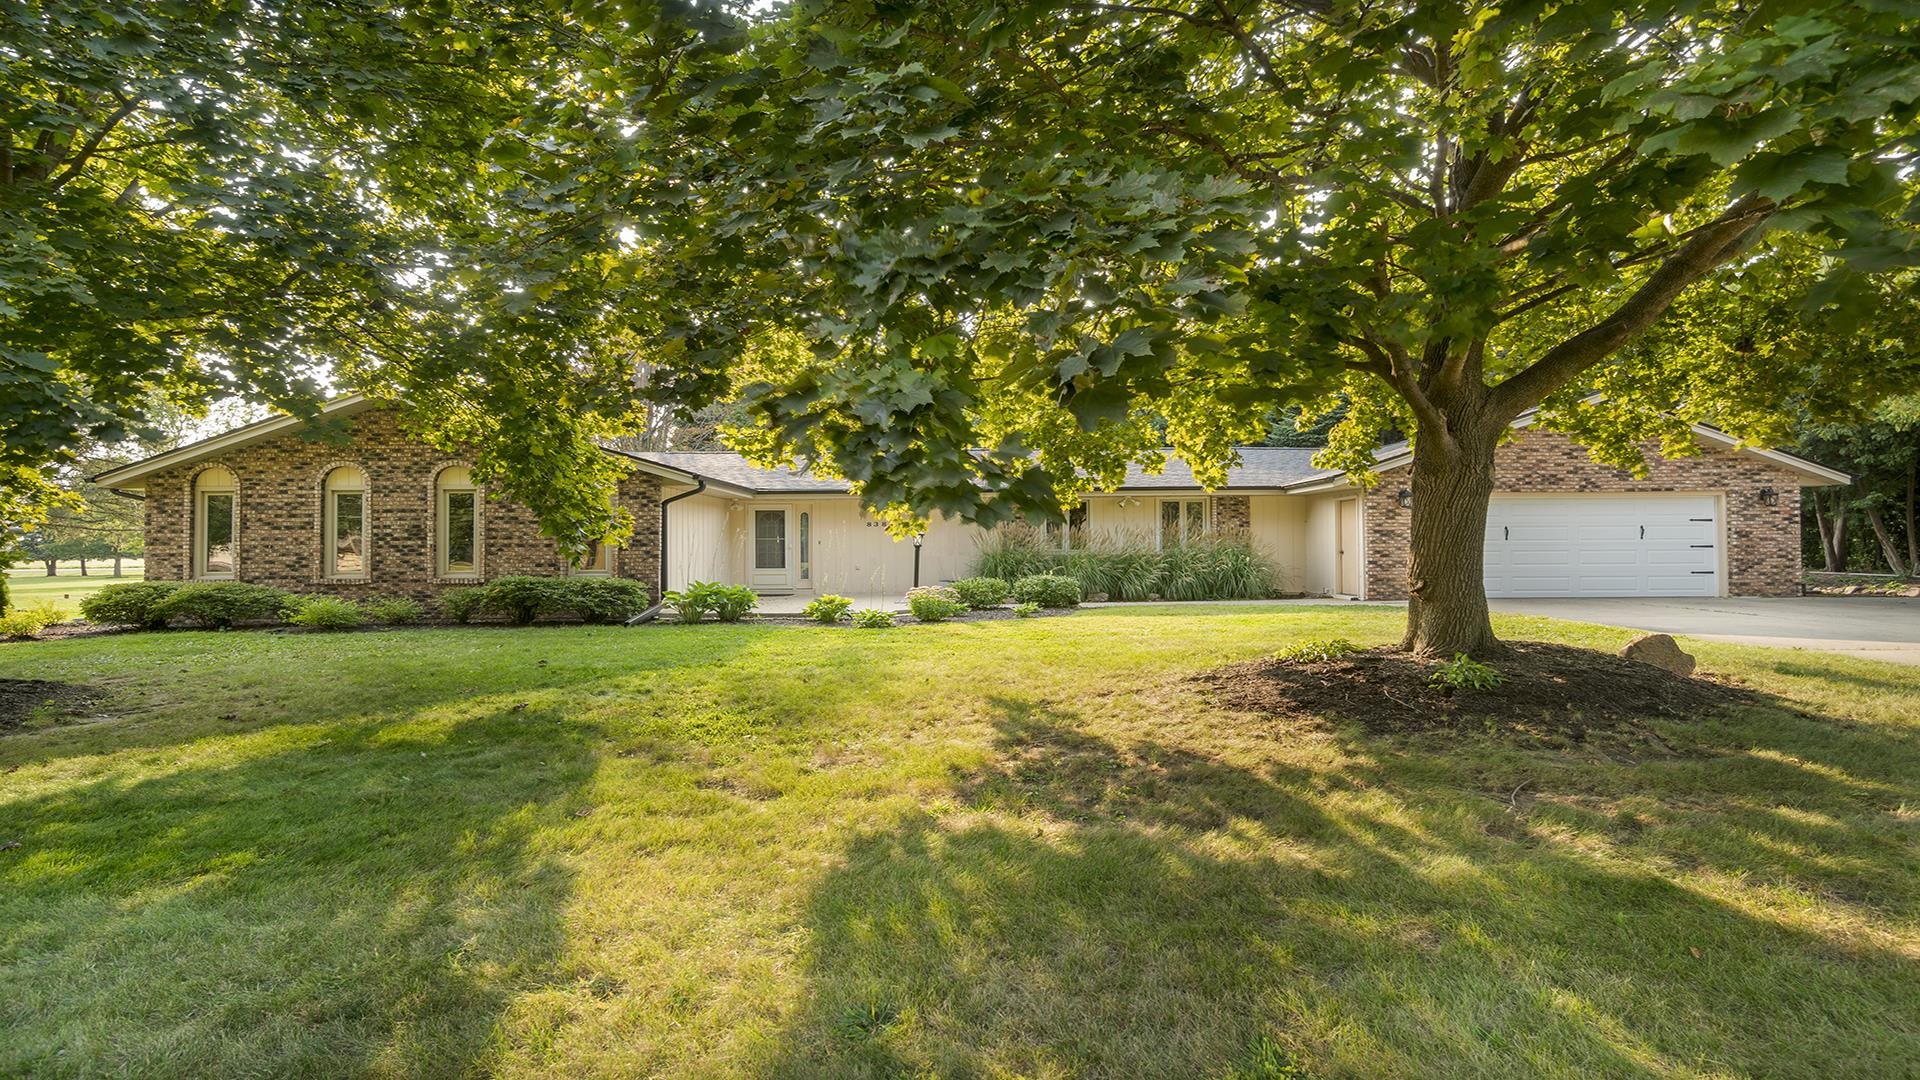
[
  {"xmin": 1197, "ymin": 642, "xmax": 1765, "ymax": 739},
  {"xmin": 0, "ymin": 679, "xmax": 100, "ymax": 733}
]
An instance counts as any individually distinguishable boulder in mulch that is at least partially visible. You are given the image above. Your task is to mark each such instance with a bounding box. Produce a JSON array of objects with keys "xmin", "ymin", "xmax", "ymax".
[{"xmin": 1621, "ymin": 633, "xmax": 1695, "ymax": 676}]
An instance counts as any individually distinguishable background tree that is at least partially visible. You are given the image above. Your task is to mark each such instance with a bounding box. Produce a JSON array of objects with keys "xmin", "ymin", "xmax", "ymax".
[
  {"xmin": 466, "ymin": 0, "xmax": 1920, "ymax": 656},
  {"xmin": 1795, "ymin": 397, "xmax": 1920, "ymax": 575}
]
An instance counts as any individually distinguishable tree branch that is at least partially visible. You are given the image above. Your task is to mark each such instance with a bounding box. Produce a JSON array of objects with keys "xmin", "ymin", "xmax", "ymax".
[
  {"xmin": 45, "ymin": 97, "xmax": 141, "ymax": 192},
  {"xmin": 1490, "ymin": 198, "xmax": 1775, "ymax": 419}
]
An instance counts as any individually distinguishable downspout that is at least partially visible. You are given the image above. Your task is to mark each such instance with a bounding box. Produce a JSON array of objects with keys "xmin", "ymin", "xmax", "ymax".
[{"xmin": 627, "ymin": 477, "xmax": 707, "ymax": 625}]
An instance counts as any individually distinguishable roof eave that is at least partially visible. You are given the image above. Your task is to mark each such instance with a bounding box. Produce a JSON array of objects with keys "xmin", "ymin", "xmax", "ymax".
[{"xmin": 89, "ymin": 394, "xmax": 381, "ymax": 490}]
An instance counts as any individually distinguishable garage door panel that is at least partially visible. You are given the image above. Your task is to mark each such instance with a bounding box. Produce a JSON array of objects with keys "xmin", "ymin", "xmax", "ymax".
[
  {"xmin": 1485, "ymin": 495, "xmax": 1719, "ymax": 598},
  {"xmin": 1577, "ymin": 548, "xmax": 1640, "ymax": 567},
  {"xmin": 1576, "ymin": 525, "xmax": 1642, "ymax": 543}
]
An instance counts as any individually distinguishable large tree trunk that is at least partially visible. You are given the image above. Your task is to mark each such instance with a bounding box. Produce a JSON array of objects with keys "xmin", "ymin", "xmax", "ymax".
[
  {"xmin": 1866, "ymin": 505, "xmax": 1907, "ymax": 575},
  {"xmin": 42, "ymin": 559, "xmax": 57, "ymax": 576},
  {"xmin": 113, "ymin": 553, "xmax": 123, "ymax": 577},
  {"xmin": 1402, "ymin": 427, "xmax": 1503, "ymax": 658}
]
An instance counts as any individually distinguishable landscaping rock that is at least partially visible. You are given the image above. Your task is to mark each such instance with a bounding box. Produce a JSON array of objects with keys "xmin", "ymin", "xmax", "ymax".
[{"xmin": 1621, "ymin": 633, "xmax": 1695, "ymax": 676}]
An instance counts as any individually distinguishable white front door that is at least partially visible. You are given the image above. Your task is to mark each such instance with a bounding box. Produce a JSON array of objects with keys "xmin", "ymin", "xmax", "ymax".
[
  {"xmin": 1484, "ymin": 494, "xmax": 1720, "ymax": 597},
  {"xmin": 751, "ymin": 508, "xmax": 793, "ymax": 592},
  {"xmin": 1336, "ymin": 498, "xmax": 1361, "ymax": 595}
]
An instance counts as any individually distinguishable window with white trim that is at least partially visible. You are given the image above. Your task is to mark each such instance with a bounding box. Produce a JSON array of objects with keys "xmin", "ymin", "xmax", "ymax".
[
  {"xmin": 798, "ymin": 511, "xmax": 811, "ymax": 581},
  {"xmin": 324, "ymin": 467, "xmax": 369, "ymax": 578},
  {"xmin": 194, "ymin": 466, "xmax": 237, "ymax": 579},
  {"xmin": 436, "ymin": 467, "xmax": 479, "ymax": 577},
  {"xmin": 572, "ymin": 537, "xmax": 615, "ymax": 576},
  {"xmin": 1044, "ymin": 503, "xmax": 1089, "ymax": 550},
  {"xmin": 1158, "ymin": 498, "xmax": 1208, "ymax": 549}
]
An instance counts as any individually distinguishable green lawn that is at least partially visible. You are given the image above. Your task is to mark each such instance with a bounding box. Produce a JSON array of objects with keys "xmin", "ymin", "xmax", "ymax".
[
  {"xmin": 2, "ymin": 606, "xmax": 1916, "ymax": 1078},
  {"xmin": 7, "ymin": 561, "xmax": 145, "ymax": 616}
]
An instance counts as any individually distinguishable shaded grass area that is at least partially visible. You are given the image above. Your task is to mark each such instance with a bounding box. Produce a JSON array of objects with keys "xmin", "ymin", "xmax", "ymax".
[{"xmin": 1, "ymin": 606, "xmax": 1917, "ymax": 1077}]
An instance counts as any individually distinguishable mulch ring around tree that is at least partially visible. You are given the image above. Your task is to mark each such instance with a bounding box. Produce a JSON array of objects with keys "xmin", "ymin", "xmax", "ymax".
[
  {"xmin": 1196, "ymin": 641, "xmax": 1766, "ymax": 740},
  {"xmin": 0, "ymin": 678, "xmax": 102, "ymax": 734}
]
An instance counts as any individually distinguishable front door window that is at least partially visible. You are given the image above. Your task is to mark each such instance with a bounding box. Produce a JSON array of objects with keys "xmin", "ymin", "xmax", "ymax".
[{"xmin": 755, "ymin": 510, "xmax": 787, "ymax": 569}]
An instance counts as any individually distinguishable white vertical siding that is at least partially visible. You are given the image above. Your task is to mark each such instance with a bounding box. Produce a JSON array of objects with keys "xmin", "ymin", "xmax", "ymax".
[
  {"xmin": 663, "ymin": 490, "xmax": 739, "ymax": 591},
  {"xmin": 1248, "ymin": 495, "xmax": 1310, "ymax": 594}
]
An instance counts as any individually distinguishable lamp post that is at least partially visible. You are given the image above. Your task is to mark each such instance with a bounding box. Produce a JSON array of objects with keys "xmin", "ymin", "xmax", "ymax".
[{"xmin": 912, "ymin": 533, "xmax": 924, "ymax": 588}]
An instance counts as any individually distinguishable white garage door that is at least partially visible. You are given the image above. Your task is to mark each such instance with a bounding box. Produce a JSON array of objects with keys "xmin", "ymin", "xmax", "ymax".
[{"xmin": 1484, "ymin": 495, "xmax": 1720, "ymax": 598}]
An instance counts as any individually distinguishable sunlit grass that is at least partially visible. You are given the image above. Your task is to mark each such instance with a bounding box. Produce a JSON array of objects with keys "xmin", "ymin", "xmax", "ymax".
[
  {"xmin": 1, "ymin": 605, "xmax": 1916, "ymax": 1077},
  {"xmin": 5, "ymin": 561, "xmax": 145, "ymax": 617}
]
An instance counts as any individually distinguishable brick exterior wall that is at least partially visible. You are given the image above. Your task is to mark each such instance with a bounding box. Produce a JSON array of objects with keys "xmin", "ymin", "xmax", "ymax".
[
  {"xmin": 140, "ymin": 407, "xmax": 663, "ymax": 609},
  {"xmin": 1362, "ymin": 428, "xmax": 1806, "ymax": 600},
  {"xmin": 1211, "ymin": 494, "xmax": 1251, "ymax": 534}
]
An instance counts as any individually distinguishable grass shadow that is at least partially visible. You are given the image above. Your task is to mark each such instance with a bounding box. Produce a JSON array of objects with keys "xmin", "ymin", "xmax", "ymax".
[
  {"xmin": 0, "ymin": 709, "xmax": 599, "ymax": 1076},
  {"xmin": 764, "ymin": 695, "xmax": 1920, "ymax": 1077}
]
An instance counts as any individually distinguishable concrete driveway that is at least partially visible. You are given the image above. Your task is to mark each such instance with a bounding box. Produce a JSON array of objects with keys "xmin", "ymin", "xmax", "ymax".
[{"xmin": 1490, "ymin": 596, "xmax": 1920, "ymax": 665}]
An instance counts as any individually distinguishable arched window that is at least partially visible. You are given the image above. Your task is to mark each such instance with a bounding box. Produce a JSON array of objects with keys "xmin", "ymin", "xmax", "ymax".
[
  {"xmin": 436, "ymin": 467, "xmax": 479, "ymax": 578},
  {"xmin": 194, "ymin": 467, "xmax": 237, "ymax": 579},
  {"xmin": 324, "ymin": 467, "xmax": 369, "ymax": 578}
]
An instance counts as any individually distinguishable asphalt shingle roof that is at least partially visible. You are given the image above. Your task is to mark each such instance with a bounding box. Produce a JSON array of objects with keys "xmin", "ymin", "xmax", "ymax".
[{"xmin": 629, "ymin": 447, "xmax": 1337, "ymax": 495}]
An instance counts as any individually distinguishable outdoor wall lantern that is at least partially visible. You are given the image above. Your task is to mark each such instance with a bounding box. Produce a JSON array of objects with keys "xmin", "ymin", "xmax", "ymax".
[
  {"xmin": 1758, "ymin": 487, "xmax": 1779, "ymax": 506},
  {"xmin": 1396, "ymin": 489, "xmax": 1414, "ymax": 508}
]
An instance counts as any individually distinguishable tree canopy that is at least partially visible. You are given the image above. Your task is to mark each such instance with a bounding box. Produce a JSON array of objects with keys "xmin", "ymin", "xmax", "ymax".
[
  {"xmin": 451, "ymin": 0, "xmax": 1919, "ymax": 652},
  {"xmin": 10, "ymin": 1, "xmax": 1920, "ymax": 651}
]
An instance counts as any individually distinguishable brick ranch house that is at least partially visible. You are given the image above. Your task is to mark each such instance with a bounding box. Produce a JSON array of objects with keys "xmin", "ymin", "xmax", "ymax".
[{"xmin": 93, "ymin": 395, "xmax": 1848, "ymax": 606}]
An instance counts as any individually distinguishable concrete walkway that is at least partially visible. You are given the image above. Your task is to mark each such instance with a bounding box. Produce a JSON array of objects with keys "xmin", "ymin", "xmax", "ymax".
[{"xmin": 1490, "ymin": 596, "xmax": 1920, "ymax": 666}]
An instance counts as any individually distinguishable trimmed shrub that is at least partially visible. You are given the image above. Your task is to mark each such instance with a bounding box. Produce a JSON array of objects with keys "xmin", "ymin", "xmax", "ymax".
[
  {"xmin": 851, "ymin": 608, "xmax": 895, "ymax": 628},
  {"xmin": 365, "ymin": 595, "xmax": 424, "ymax": 625},
  {"xmin": 476, "ymin": 575, "xmax": 569, "ymax": 625},
  {"xmin": 0, "ymin": 601, "xmax": 63, "ymax": 639},
  {"xmin": 948, "ymin": 576, "xmax": 1009, "ymax": 610},
  {"xmin": 286, "ymin": 596, "xmax": 366, "ymax": 630},
  {"xmin": 1012, "ymin": 601, "xmax": 1040, "ymax": 618},
  {"xmin": 906, "ymin": 585, "xmax": 965, "ymax": 623},
  {"xmin": 803, "ymin": 594, "xmax": 855, "ymax": 624},
  {"xmin": 441, "ymin": 587, "xmax": 484, "ymax": 624},
  {"xmin": 79, "ymin": 581, "xmax": 183, "ymax": 629},
  {"xmin": 1010, "ymin": 574, "xmax": 1081, "ymax": 609},
  {"xmin": 150, "ymin": 583, "xmax": 293, "ymax": 628},
  {"xmin": 570, "ymin": 578, "xmax": 653, "ymax": 623}
]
